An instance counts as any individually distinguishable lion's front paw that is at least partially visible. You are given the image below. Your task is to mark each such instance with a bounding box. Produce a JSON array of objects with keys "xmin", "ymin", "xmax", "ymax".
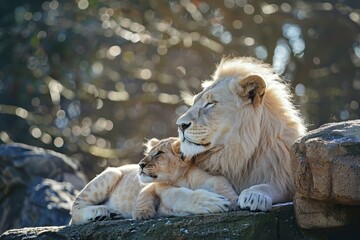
[
  {"xmin": 238, "ymin": 188, "xmax": 272, "ymax": 212},
  {"xmin": 190, "ymin": 189, "xmax": 230, "ymax": 214},
  {"xmin": 132, "ymin": 206, "xmax": 155, "ymax": 220}
]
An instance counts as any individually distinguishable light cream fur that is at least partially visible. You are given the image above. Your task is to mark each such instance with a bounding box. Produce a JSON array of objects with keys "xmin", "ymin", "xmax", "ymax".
[
  {"xmin": 176, "ymin": 57, "xmax": 306, "ymax": 211},
  {"xmin": 70, "ymin": 137, "xmax": 235, "ymax": 225}
]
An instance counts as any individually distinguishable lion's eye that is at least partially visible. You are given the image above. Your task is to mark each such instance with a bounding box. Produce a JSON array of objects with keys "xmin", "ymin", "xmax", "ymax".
[
  {"xmin": 153, "ymin": 150, "xmax": 164, "ymax": 158},
  {"xmin": 204, "ymin": 101, "xmax": 216, "ymax": 111}
]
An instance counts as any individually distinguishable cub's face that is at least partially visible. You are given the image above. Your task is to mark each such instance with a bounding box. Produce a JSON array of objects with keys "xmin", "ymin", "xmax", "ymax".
[{"xmin": 138, "ymin": 137, "xmax": 190, "ymax": 183}]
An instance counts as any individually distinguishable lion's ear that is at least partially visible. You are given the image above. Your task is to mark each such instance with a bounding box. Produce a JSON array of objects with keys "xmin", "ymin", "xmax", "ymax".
[
  {"xmin": 144, "ymin": 138, "xmax": 160, "ymax": 153},
  {"xmin": 171, "ymin": 139, "xmax": 181, "ymax": 155},
  {"xmin": 234, "ymin": 75, "xmax": 266, "ymax": 107}
]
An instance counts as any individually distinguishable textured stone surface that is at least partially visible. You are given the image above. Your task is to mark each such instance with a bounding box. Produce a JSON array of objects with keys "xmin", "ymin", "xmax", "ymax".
[
  {"xmin": 0, "ymin": 143, "xmax": 87, "ymax": 233},
  {"xmin": 293, "ymin": 194, "xmax": 360, "ymax": 229},
  {"xmin": 292, "ymin": 120, "xmax": 360, "ymax": 204},
  {"xmin": 0, "ymin": 204, "xmax": 321, "ymax": 240},
  {"xmin": 291, "ymin": 120, "xmax": 360, "ymax": 229}
]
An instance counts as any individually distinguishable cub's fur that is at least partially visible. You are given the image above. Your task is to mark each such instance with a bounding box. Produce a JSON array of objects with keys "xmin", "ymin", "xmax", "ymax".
[{"xmin": 70, "ymin": 137, "xmax": 237, "ymax": 225}]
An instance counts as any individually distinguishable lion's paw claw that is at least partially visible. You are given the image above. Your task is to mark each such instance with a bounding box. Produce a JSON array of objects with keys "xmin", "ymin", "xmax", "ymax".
[{"xmin": 238, "ymin": 189, "xmax": 272, "ymax": 212}]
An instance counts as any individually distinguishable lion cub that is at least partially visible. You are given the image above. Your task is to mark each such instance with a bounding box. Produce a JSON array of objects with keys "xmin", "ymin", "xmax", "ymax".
[{"xmin": 70, "ymin": 137, "xmax": 238, "ymax": 225}]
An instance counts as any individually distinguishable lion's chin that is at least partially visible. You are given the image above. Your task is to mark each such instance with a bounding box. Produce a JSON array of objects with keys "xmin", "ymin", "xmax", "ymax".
[{"xmin": 180, "ymin": 139, "xmax": 210, "ymax": 157}]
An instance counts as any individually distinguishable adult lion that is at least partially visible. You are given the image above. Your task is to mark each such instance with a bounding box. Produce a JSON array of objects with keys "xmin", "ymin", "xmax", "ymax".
[{"xmin": 176, "ymin": 57, "xmax": 306, "ymax": 211}]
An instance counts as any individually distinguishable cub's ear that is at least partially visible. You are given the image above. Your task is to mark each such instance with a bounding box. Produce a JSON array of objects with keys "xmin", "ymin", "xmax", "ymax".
[
  {"xmin": 171, "ymin": 139, "xmax": 181, "ymax": 155},
  {"xmin": 232, "ymin": 75, "xmax": 266, "ymax": 107},
  {"xmin": 171, "ymin": 139, "xmax": 192, "ymax": 161},
  {"xmin": 144, "ymin": 138, "xmax": 160, "ymax": 154}
]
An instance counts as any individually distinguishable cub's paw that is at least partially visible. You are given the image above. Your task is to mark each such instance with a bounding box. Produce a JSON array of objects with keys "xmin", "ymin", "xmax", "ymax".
[
  {"xmin": 190, "ymin": 189, "xmax": 230, "ymax": 214},
  {"xmin": 132, "ymin": 206, "xmax": 156, "ymax": 220},
  {"xmin": 238, "ymin": 188, "xmax": 272, "ymax": 212},
  {"xmin": 84, "ymin": 205, "xmax": 110, "ymax": 222}
]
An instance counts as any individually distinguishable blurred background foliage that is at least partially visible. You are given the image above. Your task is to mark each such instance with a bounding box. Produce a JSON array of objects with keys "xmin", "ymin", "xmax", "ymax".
[{"xmin": 0, "ymin": 0, "xmax": 359, "ymax": 178}]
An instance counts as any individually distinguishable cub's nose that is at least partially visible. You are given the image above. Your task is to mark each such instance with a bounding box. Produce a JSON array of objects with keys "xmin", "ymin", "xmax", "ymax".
[
  {"xmin": 139, "ymin": 163, "xmax": 147, "ymax": 170},
  {"xmin": 178, "ymin": 122, "xmax": 191, "ymax": 132}
]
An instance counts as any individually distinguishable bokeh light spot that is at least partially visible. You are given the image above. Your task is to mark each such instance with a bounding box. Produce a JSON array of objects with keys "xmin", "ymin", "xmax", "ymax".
[
  {"xmin": 280, "ymin": 3, "xmax": 292, "ymax": 13},
  {"xmin": 31, "ymin": 97, "xmax": 40, "ymax": 107},
  {"xmin": 244, "ymin": 4, "xmax": 255, "ymax": 14},
  {"xmin": 273, "ymin": 39, "xmax": 291, "ymax": 74},
  {"xmin": 340, "ymin": 110, "xmax": 349, "ymax": 120},
  {"xmin": 31, "ymin": 128, "xmax": 42, "ymax": 138},
  {"xmin": 350, "ymin": 101, "xmax": 359, "ymax": 110},
  {"xmin": 262, "ymin": 4, "xmax": 278, "ymax": 14},
  {"xmin": 41, "ymin": 133, "xmax": 52, "ymax": 144},
  {"xmin": 313, "ymin": 57, "xmax": 320, "ymax": 65},
  {"xmin": 322, "ymin": 3, "xmax": 333, "ymax": 11},
  {"xmin": 157, "ymin": 45, "xmax": 168, "ymax": 55},
  {"xmin": 349, "ymin": 12, "xmax": 360, "ymax": 24},
  {"xmin": 92, "ymin": 62, "xmax": 104, "ymax": 75},
  {"xmin": 54, "ymin": 137, "xmax": 64, "ymax": 147},
  {"xmin": 49, "ymin": 0, "xmax": 59, "ymax": 10},
  {"xmin": 158, "ymin": 93, "xmax": 179, "ymax": 104},
  {"xmin": 244, "ymin": 37, "xmax": 255, "ymax": 46},
  {"xmin": 255, "ymin": 45, "xmax": 268, "ymax": 60},
  {"xmin": 224, "ymin": 0, "xmax": 235, "ymax": 9},
  {"xmin": 232, "ymin": 20, "xmax": 243, "ymax": 29},
  {"xmin": 176, "ymin": 66, "xmax": 186, "ymax": 77},
  {"xmin": 254, "ymin": 15, "xmax": 263, "ymax": 24},
  {"xmin": 15, "ymin": 108, "xmax": 29, "ymax": 119},
  {"xmin": 220, "ymin": 31, "xmax": 232, "ymax": 44},
  {"xmin": 0, "ymin": 132, "xmax": 11, "ymax": 143},
  {"xmin": 139, "ymin": 69, "xmax": 152, "ymax": 80},
  {"xmin": 78, "ymin": 0, "xmax": 89, "ymax": 10},
  {"xmin": 295, "ymin": 83, "xmax": 306, "ymax": 96},
  {"xmin": 86, "ymin": 135, "xmax": 96, "ymax": 145},
  {"xmin": 107, "ymin": 45, "xmax": 121, "ymax": 59}
]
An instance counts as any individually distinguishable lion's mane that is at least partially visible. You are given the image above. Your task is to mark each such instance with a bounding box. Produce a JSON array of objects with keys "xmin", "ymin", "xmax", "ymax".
[{"xmin": 179, "ymin": 57, "xmax": 306, "ymax": 201}]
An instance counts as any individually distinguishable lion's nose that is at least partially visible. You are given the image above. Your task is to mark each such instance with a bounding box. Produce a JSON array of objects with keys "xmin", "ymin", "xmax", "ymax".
[
  {"xmin": 179, "ymin": 122, "xmax": 191, "ymax": 132},
  {"xmin": 139, "ymin": 163, "xmax": 147, "ymax": 170}
]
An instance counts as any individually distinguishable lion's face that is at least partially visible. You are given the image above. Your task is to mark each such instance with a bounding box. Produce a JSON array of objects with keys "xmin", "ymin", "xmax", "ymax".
[
  {"xmin": 138, "ymin": 137, "xmax": 190, "ymax": 183},
  {"xmin": 176, "ymin": 74, "xmax": 266, "ymax": 157}
]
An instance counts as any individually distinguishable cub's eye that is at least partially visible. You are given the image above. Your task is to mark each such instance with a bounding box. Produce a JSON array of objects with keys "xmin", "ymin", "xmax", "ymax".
[{"xmin": 153, "ymin": 150, "xmax": 164, "ymax": 158}]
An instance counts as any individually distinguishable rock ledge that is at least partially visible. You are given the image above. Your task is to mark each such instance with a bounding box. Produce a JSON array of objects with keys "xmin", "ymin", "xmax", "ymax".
[{"xmin": 1, "ymin": 204, "xmax": 315, "ymax": 240}]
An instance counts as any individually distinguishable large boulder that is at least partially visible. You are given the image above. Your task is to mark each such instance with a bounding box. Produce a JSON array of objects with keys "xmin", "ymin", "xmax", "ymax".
[
  {"xmin": 0, "ymin": 143, "xmax": 87, "ymax": 233},
  {"xmin": 291, "ymin": 120, "xmax": 360, "ymax": 229}
]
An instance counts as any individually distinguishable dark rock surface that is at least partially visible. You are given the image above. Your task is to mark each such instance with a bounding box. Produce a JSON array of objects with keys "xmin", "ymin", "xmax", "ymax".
[
  {"xmin": 0, "ymin": 143, "xmax": 87, "ymax": 233},
  {"xmin": 1, "ymin": 204, "xmax": 327, "ymax": 240}
]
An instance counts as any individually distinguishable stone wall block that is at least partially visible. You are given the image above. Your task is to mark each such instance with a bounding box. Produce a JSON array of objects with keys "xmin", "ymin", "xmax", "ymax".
[
  {"xmin": 332, "ymin": 157, "xmax": 360, "ymax": 204},
  {"xmin": 291, "ymin": 120, "xmax": 360, "ymax": 229}
]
